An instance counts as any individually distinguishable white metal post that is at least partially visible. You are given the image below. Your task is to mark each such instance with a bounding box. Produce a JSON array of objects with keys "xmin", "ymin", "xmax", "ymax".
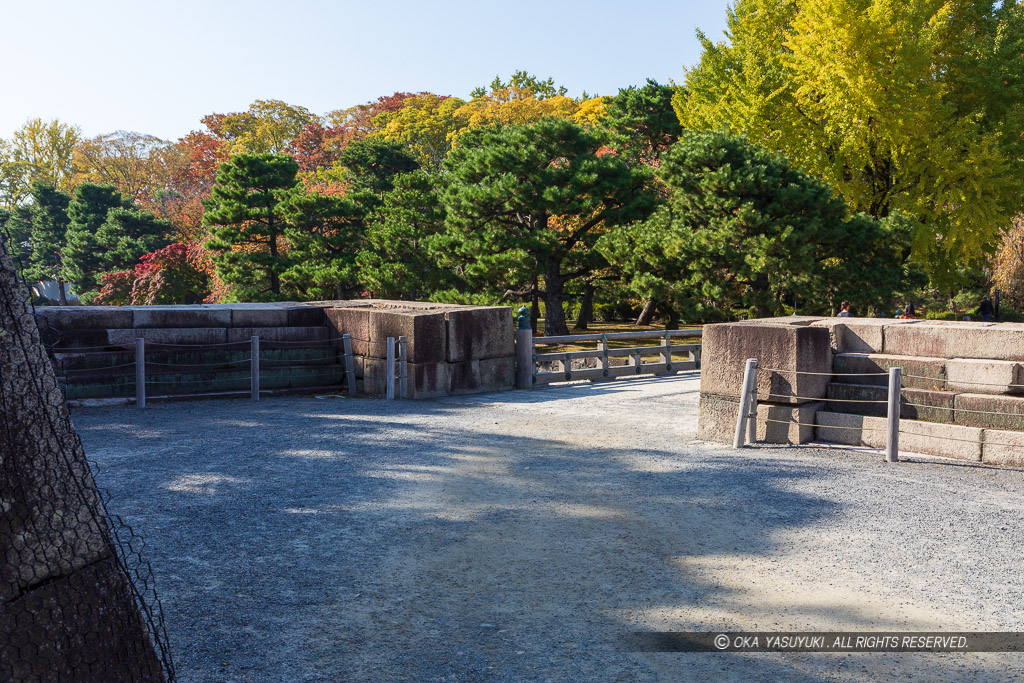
[
  {"xmin": 342, "ymin": 333, "xmax": 356, "ymax": 396},
  {"xmin": 733, "ymin": 358, "xmax": 758, "ymax": 448},
  {"xmin": 251, "ymin": 335, "xmax": 260, "ymax": 401},
  {"xmin": 386, "ymin": 337, "xmax": 396, "ymax": 400},
  {"xmin": 398, "ymin": 336, "xmax": 408, "ymax": 399},
  {"xmin": 886, "ymin": 366, "xmax": 901, "ymax": 462},
  {"xmin": 135, "ymin": 337, "xmax": 145, "ymax": 409}
]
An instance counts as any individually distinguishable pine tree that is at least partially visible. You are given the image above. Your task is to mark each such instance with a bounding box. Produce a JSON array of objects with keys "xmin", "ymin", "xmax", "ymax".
[{"xmin": 202, "ymin": 153, "xmax": 299, "ymax": 301}]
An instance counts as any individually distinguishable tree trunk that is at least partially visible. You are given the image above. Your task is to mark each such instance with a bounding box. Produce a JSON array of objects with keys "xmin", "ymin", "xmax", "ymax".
[
  {"xmin": 544, "ymin": 263, "xmax": 570, "ymax": 337},
  {"xmin": 666, "ymin": 308, "xmax": 680, "ymax": 330},
  {"xmin": 57, "ymin": 278, "xmax": 68, "ymax": 306},
  {"xmin": 636, "ymin": 298, "xmax": 657, "ymax": 326},
  {"xmin": 573, "ymin": 282, "xmax": 595, "ymax": 331},
  {"xmin": 268, "ymin": 233, "xmax": 280, "ymax": 296},
  {"xmin": 0, "ymin": 241, "xmax": 168, "ymax": 680},
  {"xmin": 530, "ymin": 276, "xmax": 540, "ymax": 334}
]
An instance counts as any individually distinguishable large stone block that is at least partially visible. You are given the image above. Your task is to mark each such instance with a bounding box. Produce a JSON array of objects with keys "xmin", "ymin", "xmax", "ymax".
[
  {"xmin": 108, "ymin": 327, "xmax": 228, "ymax": 346},
  {"xmin": 361, "ymin": 358, "xmax": 450, "ymax": 398},
  {"xmin": 901, "ymin": 387, "xmax": 956, "ymax": 423},
  {"xmin": 226, "ymin": 304, "xmax": 289, "ymax": 328},
  {"xmin": 754, "ymin": 401, "xmax": 824, "ymax": 444},
  {"xmin": 825, "ymin": 382, "xmax": 887, "ymax": 417},
  {"xmin": 946, "ymin": 358, "xmax": 1024, "ymax": 395},
  {"xmin": 884, "ymin": 322, "xmax": 1024, "ymax": 361},
  {"xmin": 132, "ymin": 305, "xmax": 232, "ymax": 328},
  {"xmin": 448, "ymin": 356, "xmax": 516, "ymax": 395},
  {"xmin": 899, "ymin": 419, "xmax": 982, "ymax": 461},
  {"xmin": 446, "ymin": 306, "xmax": 514, "ymax": 362},
  {"xmin": 699, "ymin": 322, "xmax": 832, "ymax": 404},
  {"xmin": 811, "ymin": 318, "xmax": 922, "ymax": 354},
  {"xmin": 981, "ymin": 429, "xmax": 1024, "ymax": 468},
  {"xmin": 954, "ymin": 393, "xmax": 1024, "ymax": 431},
  {"xmin": 817, "ymin": 411, "xmax": 981, "ymax": 460},
  {"xmin": 34, "ymin": 306, "xmax": 134, "ymax": 330},
  {"xmin": 325, "ymin": 306, "xmax": 370, "ymax": 355},
  {"xmin": 831, "ymin": 352, "xmax": 946, "ymax": 389},
  {"xmin": 283, "ymin": 303, "xmax": 329, "ymax": 327},
  {"xmin": 367, "ymin": 309, "xmax": 447, "ymax": 363},
  {"xmin": 696, "ymin": 393, "xmax": 740, "ymax": 443},
  {"xmin": 815, "ymin": 411, "xmax": 887, "ymax": 448}
]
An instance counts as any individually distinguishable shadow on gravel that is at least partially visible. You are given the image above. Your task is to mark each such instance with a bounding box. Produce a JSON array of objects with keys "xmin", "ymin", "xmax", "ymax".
[{"xmin": 71, "ymin": 393, "xmax": 996, "ymax": 681}]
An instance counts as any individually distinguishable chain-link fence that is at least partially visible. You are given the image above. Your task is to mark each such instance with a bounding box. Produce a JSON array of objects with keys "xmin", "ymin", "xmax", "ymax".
[{"xmin": 1, "ymin": 235, "xmax": 174, "ymax": 681}]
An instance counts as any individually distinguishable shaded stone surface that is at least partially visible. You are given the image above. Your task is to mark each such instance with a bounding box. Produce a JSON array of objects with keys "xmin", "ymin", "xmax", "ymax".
[
  {"xmin": 367, "ymin": 309, "xmax": 448, "ymax": 363},
  {"xmin": 832, "ymin": 352, "xmax": 946, "ymax": 389},
  {"xmin": 700, "ymin": 322, "xmax": 832, "ymax": 404},
  {"xmin": 755, "ymin": 401, "xmax": 824, "ymax": 444},
  {"xmin": 446, "ymin": 307, "xmax": 514, "ymax": 362}
]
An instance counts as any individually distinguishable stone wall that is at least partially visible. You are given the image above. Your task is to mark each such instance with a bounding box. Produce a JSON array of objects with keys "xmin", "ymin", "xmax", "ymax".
[
  {"xmin": 37, "ymin": 300, "xmax": 515, "ymax": 401},
  {"xmin": 697, "ymin": 317, "xmax": 1024, "ymax": 466}
]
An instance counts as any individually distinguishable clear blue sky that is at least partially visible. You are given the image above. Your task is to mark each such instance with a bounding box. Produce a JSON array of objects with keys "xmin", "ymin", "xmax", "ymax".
[{"xmin": 1, "ymin": 0, "xmax": 733, "ymax": 141}]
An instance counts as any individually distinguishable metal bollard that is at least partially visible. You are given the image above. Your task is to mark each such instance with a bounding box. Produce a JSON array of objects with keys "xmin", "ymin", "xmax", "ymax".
[
  {"xmin": 251, "ymin": 336, "xmax": 260, "ymax": 401},
  {"xmin": 135, "ymin": 337, "xmax": 145, "ymax": 409},
  {"xmin": 885, "ymin": 366, "xmax": 901, "ymax": 462}
]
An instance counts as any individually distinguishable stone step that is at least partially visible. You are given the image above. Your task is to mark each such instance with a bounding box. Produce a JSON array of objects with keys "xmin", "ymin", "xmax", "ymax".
[
  {"xmin": 814, "ymin": 410, "xmax": 1024, "ymax": 467},
  {"xmin": 825, "ymin": 383, "xmax": 955, "ymax": 422},
  {"xmin": 832, "ymin": 353, "xmax": 1024, "ymax": 395},
  {"xmin": 832, "ymin": 353, "xmax": 945, "ymax": 389}
]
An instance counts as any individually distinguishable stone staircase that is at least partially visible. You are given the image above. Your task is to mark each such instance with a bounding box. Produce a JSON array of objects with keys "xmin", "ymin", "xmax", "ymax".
[{"xmin": 815, "ymin": 352, "xmax": 1024, "ymax": 465}]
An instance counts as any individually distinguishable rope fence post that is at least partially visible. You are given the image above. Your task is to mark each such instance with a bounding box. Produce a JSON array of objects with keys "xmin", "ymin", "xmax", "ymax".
[
  {"xmin": 598, "ymin": 334, "xmax": 609, "ymax": 379},
  {"xmin": 398, "ymin": 335, "xmax": 408, "ymax": 399},
  {"xmin": 342, "ymin": 333, "xmax": 357, "ymax": 397},
  {"xmin": 515, "ymin": 306, "xmax": 533, "ymax": 389},
  {"xmin": 386, "ymin": 336, "xmax": 396, "ymax": 400},
  {"xmin": 661, "ymin": 332, "xmax": 672, "ymax": 373},
  {"xmin": 733, "ymin": 358, "xmax": 758, "ymax": 448},
  {"xmin": 250, "ymin": 335, "xmax": 260, "ymax": 401},
  {"xmin": 746, "ymin": 363, "xmax": 759, "ymax": 444},
  {"xmin": 886, "ymin": 366, "xmax": 901, "ymax": 462},
  {"xmin": 135, "ymin": 337, "xmax": 145, "ymax": 409}
]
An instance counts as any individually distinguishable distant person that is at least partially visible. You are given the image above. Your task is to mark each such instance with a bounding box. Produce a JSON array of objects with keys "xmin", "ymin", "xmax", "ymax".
[
  {"xmin": 837, "ymin": 301, "xmax": 851, "ymax": 317},
  {"xmin": 980, "ymin": 295, "xmax": 994, "ymax": 322},
  {"xmin": 894, "ymin": 307, "xmax": 904, "ymax": 318},
  {"xmin": 901, "ymin": 303, "xmax": 917, "ymax": 319}
]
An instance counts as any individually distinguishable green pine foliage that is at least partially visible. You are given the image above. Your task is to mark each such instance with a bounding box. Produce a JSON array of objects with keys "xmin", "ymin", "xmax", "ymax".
[
  {"xmin": 356, "ymin": 170, "xmax": 452, "ymax": 300},
  {"xmin": 202, "ymin": 153, "xmax": 300, "ymax": 301},
  {"xmin": 62, "ymin": 183, "xmax": 131, "ymax": 292},
  {"xmin": 281, "ymin": 188, "xmax": 367, "ymax": 300},
  {"xmin": 442, "ymin": 117, "xmax": 655, "ymax": 335},
  {"xmin": 621, "ymin": 130, "xmax": 908, "ymax": 318}
]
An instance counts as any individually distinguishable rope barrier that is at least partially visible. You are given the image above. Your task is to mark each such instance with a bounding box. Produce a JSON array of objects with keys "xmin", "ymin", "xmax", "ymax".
[
  {"xmin": 765, "ymin": 393, "xmax": 888, "ymax": 404},
  {"xmin": 758, "ymin": 367, "xmax": 891, "ymax": 376},
  {"xmin": 902, "ymin": 373, "xmax": 1024, "ymax": 388},
  {"xmin": 761, "ymin": 417, "xmax": 886, "ymax": 431},
  {"xmin": 144, "ymin": 358, "xmax": 252, "ymax": 367},
  {"xmin": 901, "ymin": 402, "xmax": 1024, "ymax": 418}
]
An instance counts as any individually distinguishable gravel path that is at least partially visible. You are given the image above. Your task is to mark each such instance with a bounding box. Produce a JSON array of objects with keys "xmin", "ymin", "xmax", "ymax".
[{"xmin": 73, "ymin": 374, "xmax": 1024, "ymax": 681}]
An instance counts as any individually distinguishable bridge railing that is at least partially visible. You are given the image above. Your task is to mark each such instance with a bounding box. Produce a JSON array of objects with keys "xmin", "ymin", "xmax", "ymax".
[{"xmin": 515, "ymin": 314, "xmax": 701, "ymax": 388}]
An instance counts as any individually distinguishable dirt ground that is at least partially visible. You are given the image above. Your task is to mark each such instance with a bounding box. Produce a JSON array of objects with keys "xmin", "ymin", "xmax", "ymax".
[{"xmin": 74, "ymin": 373, "xmax": 1024, "ymax": 681}]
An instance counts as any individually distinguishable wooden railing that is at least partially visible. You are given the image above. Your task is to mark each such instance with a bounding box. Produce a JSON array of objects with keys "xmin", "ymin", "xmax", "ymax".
[{"xmin": 515, "ymin": 322, "xmax": 702, "ymax": 388}]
